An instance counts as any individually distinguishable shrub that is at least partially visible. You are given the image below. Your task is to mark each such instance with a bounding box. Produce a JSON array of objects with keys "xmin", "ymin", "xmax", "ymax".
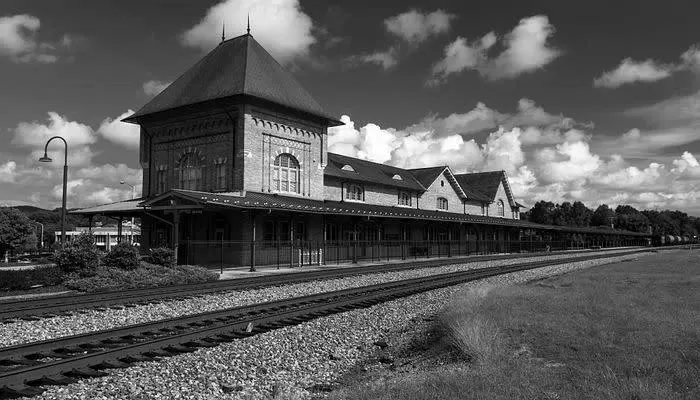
[
  {"xmin": 64, "ymin": 263, "xmax": 218, "ymax": 293},
  {"xmin": 147, "ymin": 247, "xmax": 175, "ymax": 267},
  {"xmin": 103, "ymin": 242, "xmax": 140, "ymax": 270},
  {"xmin": 53, "ymin": 232, "xmax": 100, "ymax": 277},
  {"xmin": 0, "ymin": 265, "xmax": 64, "ymax": 291}
]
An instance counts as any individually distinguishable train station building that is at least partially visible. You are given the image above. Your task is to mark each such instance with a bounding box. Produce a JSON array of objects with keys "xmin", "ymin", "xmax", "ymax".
[{"xmin": 74, "ymin": 32, "xmax": 650, "ymax": 266}]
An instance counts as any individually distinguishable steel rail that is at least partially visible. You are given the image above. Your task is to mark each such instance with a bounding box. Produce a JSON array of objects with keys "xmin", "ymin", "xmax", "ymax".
[
  {"xmin": 0, "ymin": 247, "xmax": 643, "ymax": 322},
  {"xmin": 0, "ymin": 249, "xmax": 651, "ymax": 398}
]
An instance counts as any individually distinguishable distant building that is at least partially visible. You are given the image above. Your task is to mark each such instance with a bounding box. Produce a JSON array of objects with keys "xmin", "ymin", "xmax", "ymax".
[{"xmin": 55, "ymin": 222, "xmax": 140, "ymax": 251}]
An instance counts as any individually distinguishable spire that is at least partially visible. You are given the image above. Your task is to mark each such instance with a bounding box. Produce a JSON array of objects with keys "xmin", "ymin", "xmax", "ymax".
[
  {"xmin": 221, "ymin": 22, "xmax": 225, "ymax": 43},
  {"xmin": 247, "ymin": 14, "xmax": 251, "ymax": 35}
]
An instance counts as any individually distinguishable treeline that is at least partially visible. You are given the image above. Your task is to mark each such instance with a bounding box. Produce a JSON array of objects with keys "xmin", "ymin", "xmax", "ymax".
[{"xmin": 523, "ymin": 201, "xmax": 700, "ymax": 236}]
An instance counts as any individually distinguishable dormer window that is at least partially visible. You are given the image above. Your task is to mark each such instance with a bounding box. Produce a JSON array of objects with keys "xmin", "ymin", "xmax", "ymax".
[
  {"xmin": 341, "ymin": 164, "xmax": 355, "ymax": 172},
  {"xmin": 398, "ymin": 192, "xmax": 411, "ymax": 206},
  {"xmin": 345, "ymin": 184, "xmax": 364, "ymax": 201},
  {"xmin": 392, "ymin": 174, "xmax": 402, "ymax": 180},
  {"xmin": 437, "ymin": 197, "xmax": 448, "ymax": 210}
]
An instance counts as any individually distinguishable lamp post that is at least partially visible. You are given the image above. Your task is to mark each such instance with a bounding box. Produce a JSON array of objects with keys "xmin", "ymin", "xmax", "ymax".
[
  {"xmin": 34, "ymin": 221, "xmax": 44, "ymax": 250},
  {"xmin": 39, "ymin": 136, "xmax": 68, "ymax": 247},
  {"xmin": 120, "ymin": 180, "xmax": 136, "ymax": 244}
]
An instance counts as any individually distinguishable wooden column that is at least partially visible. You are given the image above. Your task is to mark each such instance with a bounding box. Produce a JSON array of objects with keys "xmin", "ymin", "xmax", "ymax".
[{"xmin": 172, "ymin": 211, "xmax": 180, "ymax": 265}]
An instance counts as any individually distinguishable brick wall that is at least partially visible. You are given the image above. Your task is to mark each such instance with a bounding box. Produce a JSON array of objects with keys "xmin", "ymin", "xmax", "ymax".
[
  {"xmin": 242, "ymin": 105, "xmax": 327, "ymax": 200},
  {"xmin": 417, "ymin": 171, "xmax": 464, "ymax": 214},
  {"xmin": 324, "ymin": 178, "xmax": 418, "ymax": 208}
]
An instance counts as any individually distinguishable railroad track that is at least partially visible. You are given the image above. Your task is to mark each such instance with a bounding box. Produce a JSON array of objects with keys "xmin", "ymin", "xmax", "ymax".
[
  {"xmin": 0, "ymin": 249, "xmax": 651, "ymax": 398},
  {"xmin": 0, "ymin": 247, "xmax": 643, "ymax": 322}
]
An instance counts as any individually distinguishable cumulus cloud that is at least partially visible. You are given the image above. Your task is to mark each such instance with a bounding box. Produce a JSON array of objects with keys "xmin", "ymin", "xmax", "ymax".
[
  {"xmin": 143, "ymin": 80, "xmax": 171, "ymax": 97},
  {"xmin": 181, "ymin": 0, "xmax": 315, "ymax": 64},
  {"xmin": 430, "ymin": 15, "xmax": 560, "ymax": 83},
  {"xmin": 0, "ymin": 14, "xmax": 73, "ymax": 63},
  {"xmin": 0, "ymin": 161, "xmax": 17, "ymax": 183},
  {"xmin": 593, "ymin": 58, "xmax": 674, "ymax": 88},
  {"xmin": 12, "ymin": 112, "xmax": 98, "ymax": 167},
  {"xmin": 385, "ymin": 9, "xmax": 455, "ymax": 44},
  {"xmin": 328, "ymin": 106, "xmax": 700, "ymax": 214},
  {"xmin": 594, "ymin": 44, "xmax": 700, "ymax": 88},
  {"xmin": 97, "ymin": 110, "xmax": 140, "ymax": 149},
  {"xmin": 49, "ymin": 165, "xmax": 142, "ymax": 207}
]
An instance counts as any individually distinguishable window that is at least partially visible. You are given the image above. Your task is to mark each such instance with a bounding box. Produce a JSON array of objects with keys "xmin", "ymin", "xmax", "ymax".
[
  {"xmin": 341, "ymin": 164, "xmax": 355, "ymax": 172},
  {"xmin": 392, "ymin": 174, "xmax": 402, "ymax": 180},
  {"xmin": 345, "ymin": 184, "xmax": 364, "ymax": 201},
  {"xmin": 178, "ymin": 153, "xmax": 203, "ymax": 191},
  {"xmin": 497, "ymin": 199, "xmax": 505, "ymax": 217},
  {"xmin": 441, "ymin": 180, "xmax": 445, "ymax": 187},
  {"xmin": 156, "ymin": 167, "xmax": 167, "ymax": 194},
  {"xmin": 213, "ymin": 160, "xmax": 227, "ymax": 191},
  {"xmin": 398, "ymin": 192, "xmax": 411, "ymax": 206},
  {"xmin": 273, "ymin": 154, "xmax": 300, "ymax": 194},
  {"xmin": 325, "ymin": 223, "xmax": 338, "ymax": 241},
  {"xmin": 263, "ymin": 220, "xmax": 277, "ymax": 241},
  {"xmin": 437, "ymin": 197, "xmax": 448, "ymax": 210}
]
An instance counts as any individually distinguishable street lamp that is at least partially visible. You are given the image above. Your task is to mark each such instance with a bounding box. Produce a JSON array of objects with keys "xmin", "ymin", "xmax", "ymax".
[
  {"xmin": 39, "ymin": 136, "xmax": 68, "ymax": 247},
  {"xmin": 34, "ymin": 221, "xmax": 44, "ymax": 250},
  {"xmin": 120, "ymin": 180, "xmax": 136, "ymax": 244}
]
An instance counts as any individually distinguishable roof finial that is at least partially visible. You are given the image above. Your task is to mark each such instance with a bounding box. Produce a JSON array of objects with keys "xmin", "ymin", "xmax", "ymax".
[
  {"xmin": 221, "ymin": 22, "xmax": 225, "ymax": 43},
  {"xmin": 247, "ymin": 14, "xmax": 251, "ymax": 35}
]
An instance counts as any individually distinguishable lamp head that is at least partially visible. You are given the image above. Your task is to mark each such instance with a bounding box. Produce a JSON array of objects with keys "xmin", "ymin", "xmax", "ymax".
[
  {"xmin": 38, "ymin": 153, "xmax": 52, "ymax": 163},
  {"xmin": 119, "ymin": 180, "xmax": 125, "ymax": 185}
]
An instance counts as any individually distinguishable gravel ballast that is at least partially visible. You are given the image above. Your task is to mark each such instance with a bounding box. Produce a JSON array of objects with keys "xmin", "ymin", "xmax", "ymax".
[
  {"xmin": 29, "ymin": 252, "xmax": 649, "ymax": 400},
  {"xmin": 0, "ymin": 249, "xmax": 638, "ymax": 347}
]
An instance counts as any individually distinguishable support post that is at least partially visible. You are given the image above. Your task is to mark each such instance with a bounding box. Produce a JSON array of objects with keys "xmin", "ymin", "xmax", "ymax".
[
  {"xmin": 250, "ymin": 211, "xmax": 256, "ymax": 272},
  {"xmin": 172, "ymin": 211, "xmax": 180, "ymax": 265},
  {"xmin": 117, "ymin": 217, "xmax": 123, "ymax": 243}
]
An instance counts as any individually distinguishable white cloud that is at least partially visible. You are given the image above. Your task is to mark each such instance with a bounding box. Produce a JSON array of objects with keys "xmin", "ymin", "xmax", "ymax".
[
  {"xmin": 593, "ymin": 58, "xmax": 673, "ymax": 88},
  {"xmin": 181, "ymin": 0, "xmax": 315, "ymax": 64},
  {"xmin": 143, "ymin": 80, "xmax": 171, "ymax": 97},
  {"xmin": 385, "ymin": 9, "xmax": 455, "ymax": 44},
  {"xmin": 0, "ymin": 14, "xmax": 70, "ymax": 63},
  {"xmin": 357, "ymin": 48, "xmax": 398, "ymax": 70},
  {"xmin": 594, "ymin": 44, "xmax": 700, "ymax": 88},
  {"xmin": 97, "ymin": 110, "xmax": 140, "ymax": 149},
  {"xmin": 50, "ymin": 166, "xmax": 142, "ymax": 207},
  {"xmin": 481, "ymin": 15, "xmax": 561, "ymax": 80},
  {"xmin": 624, "ymin": 88, "xmax": 700, "ymax": 127},
  {"xmin": 431, "ymin": 15, "xmax": 560, "ymax": 83},
  {"xmin": 430, "ymin": 33, "xmax": 495, "ymax": 82},
  {"xmin": 0, "ymin": 161, "xmax": 17, "ymax": 183}
]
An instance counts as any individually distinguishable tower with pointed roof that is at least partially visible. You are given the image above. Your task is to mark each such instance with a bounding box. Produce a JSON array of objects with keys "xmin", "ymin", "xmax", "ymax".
[{"xmin": 125, "ymin": 32, "xmax": 342, "ymax": 202}]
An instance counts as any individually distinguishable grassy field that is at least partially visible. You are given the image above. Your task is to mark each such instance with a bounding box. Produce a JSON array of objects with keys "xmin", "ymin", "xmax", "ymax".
[{"xmin": 330, "ymin": 250, "xmax": 700, "ymax": 400}]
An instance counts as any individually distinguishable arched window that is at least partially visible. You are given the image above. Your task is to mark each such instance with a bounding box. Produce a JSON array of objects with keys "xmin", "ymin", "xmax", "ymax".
[
  {"xmin": 178, "ymin": 153, "xmax": 203, "ymax": 190},
  {"xmin": 437, "ymin": 197, "xmax": 448, "ymax": 210},
  {"xmin": 497, "ymin": 199, "xmax": 505, "ymax": 217},
  {"xmin": 398, "ymin": 192, "xmax": 411, "ymax": 206},
  {"xmin": 273, "ymin": 154, "xmax": 300, "ymax": 193},
  {"xmin": 346, "ymin": 184, "xmax": 364, "ymax": 201}
]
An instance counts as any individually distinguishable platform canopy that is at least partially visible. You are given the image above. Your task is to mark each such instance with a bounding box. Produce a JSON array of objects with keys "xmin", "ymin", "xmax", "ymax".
[{"xmin": 69, "ymin": 198, "xmax": 146, "ymax": 217}]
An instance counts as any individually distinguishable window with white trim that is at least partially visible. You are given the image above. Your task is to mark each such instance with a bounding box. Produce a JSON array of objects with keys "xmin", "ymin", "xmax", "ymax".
[
  {"xmin": 497, "ymin": 199, "xmax": 505, "ymax": 217},
  {"xmin": 213, "ymin": 159, "xmax": 227, "ymax": 191},
  {"xmin": 178, "ymin": 153, "xmax": 203, "ymax": 191},
  {"xmin": 346, "ymin": 184, "xmax": 364, "ymax": 201},
  {"xmin": 437, "ymin": 197, "xmax": 448, "ymax": 210},
  {"xmin": 156, "ymin": 166, "xmax": 167, "ymax": 194},
  {"xmin": 398, "ymin": 192, "xmax": 411, "ymax": 206},
  {"xmin": 272, "ymin": 154, "xmax": 300, "ymax": 194}
]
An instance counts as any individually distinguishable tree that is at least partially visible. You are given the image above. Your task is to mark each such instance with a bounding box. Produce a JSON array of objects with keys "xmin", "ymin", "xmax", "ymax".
[
  {"xmin": 528, "ymin": 201, "xmax": 556, "ymax": 225},
  {"xmin": 0, "ymin": 208, "xmax": 38, "ymax": 262},
  {"xmin": 571, "ymin": 201, "xmax": 593, "ymax": 227},
  {"xmin": 591, "ymin": 204, "xmax": 616, "ymax": 227}
]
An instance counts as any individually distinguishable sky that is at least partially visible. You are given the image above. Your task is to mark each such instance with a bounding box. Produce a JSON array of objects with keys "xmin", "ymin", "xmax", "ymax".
[{"xmin": 1, "ymin": 0, "xmax": 700, "ymax": 215}]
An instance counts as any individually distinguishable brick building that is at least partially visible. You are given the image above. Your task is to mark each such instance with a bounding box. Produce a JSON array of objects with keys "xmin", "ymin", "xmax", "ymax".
[{"xmin": 75, "ymin": 32, "xmax": 649, "ymax": 266}]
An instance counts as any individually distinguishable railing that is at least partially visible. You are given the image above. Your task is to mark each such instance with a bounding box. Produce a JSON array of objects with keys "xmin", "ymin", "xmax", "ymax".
[{"xmin": 180, "ymin": 238, "xmax": 651, "ymax": 268}]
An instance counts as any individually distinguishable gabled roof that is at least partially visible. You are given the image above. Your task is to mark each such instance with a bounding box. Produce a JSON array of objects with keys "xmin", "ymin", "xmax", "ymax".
[
  {"xmin": 325, "ymin": 153, "xmax": 425, "ymax": 191},
  {"xmin": 408, "ymin": 166, "xmax": 470, "ymax": 201},
  {"xmin": 407, "ymin": 167, "xmax": 445, "ymax": 188},
  {"xmin": 454, "ymin": 171, "xmax": 518, "ymax": 206},
  {"xmin": 125, "ymin": 34, "xmax": 341, "ymax": 126}
]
